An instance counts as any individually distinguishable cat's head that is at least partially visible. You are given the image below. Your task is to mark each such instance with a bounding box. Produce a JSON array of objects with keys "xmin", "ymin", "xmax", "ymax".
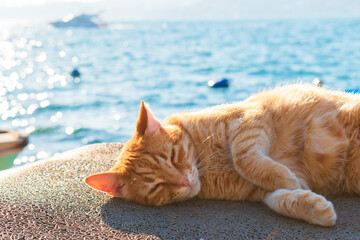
[{"xmin": 85, "ymin": 101, "xmax": 201, "ymax": 206}]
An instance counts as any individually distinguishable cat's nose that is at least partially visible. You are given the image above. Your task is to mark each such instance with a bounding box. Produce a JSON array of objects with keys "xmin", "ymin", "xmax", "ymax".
[{"xmin": 179, "ymin": 176, "xmax": 191, "ymax": 187}]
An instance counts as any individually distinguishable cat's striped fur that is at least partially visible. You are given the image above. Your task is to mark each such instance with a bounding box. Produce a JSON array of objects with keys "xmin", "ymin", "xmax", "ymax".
[{"xmin": 86, "ymin": 84, "xmax": 360, "ymax": 226}]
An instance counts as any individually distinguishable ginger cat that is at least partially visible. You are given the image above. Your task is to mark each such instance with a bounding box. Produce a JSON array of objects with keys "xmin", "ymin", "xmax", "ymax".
[{"xmin": 86, "ymin": 84, "xmax": 360, "ymax": 226}]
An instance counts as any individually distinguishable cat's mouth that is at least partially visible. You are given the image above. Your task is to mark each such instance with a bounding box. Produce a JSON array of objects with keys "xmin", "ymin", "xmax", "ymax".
[{"xmin": 173, "ymin": 180, "xmax": 200, "ymax": 203}]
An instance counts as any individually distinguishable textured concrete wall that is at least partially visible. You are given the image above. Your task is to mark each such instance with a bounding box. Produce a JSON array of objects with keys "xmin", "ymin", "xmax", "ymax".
[{"xmin": 0, "ymin": 143, "xmax": 359, "ymax": 239}]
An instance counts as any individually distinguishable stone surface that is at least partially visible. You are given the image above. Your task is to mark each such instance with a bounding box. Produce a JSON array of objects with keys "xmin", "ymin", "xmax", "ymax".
[{"xmin": 0, "ymin": 143, "xmax": 359, "ymax": 239}]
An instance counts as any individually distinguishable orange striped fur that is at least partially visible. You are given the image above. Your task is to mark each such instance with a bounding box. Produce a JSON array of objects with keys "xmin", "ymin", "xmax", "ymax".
[{"xmin": 86, "ymin": 84, "xmax": 360, "ymax": 226}]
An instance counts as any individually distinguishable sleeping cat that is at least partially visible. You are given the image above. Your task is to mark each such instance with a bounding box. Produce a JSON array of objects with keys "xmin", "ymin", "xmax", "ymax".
[{"xmin": 85, "ymin": 84, "xmax": 360, "ymax": 226}]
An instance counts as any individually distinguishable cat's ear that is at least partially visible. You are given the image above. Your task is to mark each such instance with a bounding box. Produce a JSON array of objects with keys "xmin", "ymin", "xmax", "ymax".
[
  {"xmin": 136, "ymin": 101, "xmax": 162, "ymax": 136},
  {"xmin": 85, "ymin": 172, "xmax": 127, "ymax": 198}
]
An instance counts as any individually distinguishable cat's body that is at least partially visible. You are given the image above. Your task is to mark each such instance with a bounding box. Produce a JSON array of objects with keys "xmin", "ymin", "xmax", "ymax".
[{"xmin": 86, "ymin": 84, "xmax": 360, "ymax": 226}]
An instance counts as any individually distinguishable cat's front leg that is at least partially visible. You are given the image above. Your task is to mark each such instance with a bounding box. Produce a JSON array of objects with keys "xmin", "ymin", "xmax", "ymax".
[
  {"xmin": 263, "ymin": 189, "xmax": 337, "ymax": 226},
  {"xmin": 232, "ymin": 149, "xmax": 300, "ymax": 191},
  {"xmin": 230, "ymin": 127, "xmax": 300, "ymax": 191}
]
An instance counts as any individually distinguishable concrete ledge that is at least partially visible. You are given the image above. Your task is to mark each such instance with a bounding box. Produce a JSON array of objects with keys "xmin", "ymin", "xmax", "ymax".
[{"xmin": 1, "ymin": 143, "xmax": 359, "ymax": 239}]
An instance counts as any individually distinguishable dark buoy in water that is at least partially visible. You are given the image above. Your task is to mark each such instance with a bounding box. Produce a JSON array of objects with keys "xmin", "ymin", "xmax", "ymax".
[
  {"xmin": 70, "ymin": 68, "xmax": 80, "ymax": 78},
  {"xmin": 208, "ymin": 78, "xmax": 229, "ymax": 88}
]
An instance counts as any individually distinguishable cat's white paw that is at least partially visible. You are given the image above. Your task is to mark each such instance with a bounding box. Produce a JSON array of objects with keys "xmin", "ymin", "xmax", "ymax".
[
  {"xmin": 264, "ymin": 189, "xmax": 336, "ymax": 226},
  {"xmin": 307, "ymin": 195, "xmax": 337, "ymax": 226}
]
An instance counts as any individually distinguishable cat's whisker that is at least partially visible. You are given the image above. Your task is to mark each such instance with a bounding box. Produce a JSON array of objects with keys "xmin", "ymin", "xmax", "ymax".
[
  {"xmin": 198, "ymin": 163, "xmax": 233, "ymax": 170},
  {"xmin": 198, "ymin": 159, "xmax": 231, "ymax": 172},
  {"xmin": 199, "ymin": 167, "xmax": 233, "ymax": 174},
  {"xmin": 194, "ymin": 145, "xmax": 212, "ymax": 164},
  {"xmin": 197, "ymin": 156, "xmax": 221, "ymax": 169},
  {"xmin": 194, "ymin": 136, "xmax": 231, "ymax": 168},
  {"xmin": 198, "ymin": 147, "xmax": 230, "ymax": 163},
  {"xmin": 200, "ymin": 135, "xmax": 213, "ymax": 146},
  {"xmin": 198, "ymin": 165, "xmax": 234, "ymax": 176},
  {"xmin": 196, "ymin": 150, "xmax": 220, "ymax": 168},
  {"xmin": 196, "ymin": 147, "xmax": 231, "ymax": 168},
  {"xmin": 194, "ymin": 135, "xmax": 214, "ymax": 161}
]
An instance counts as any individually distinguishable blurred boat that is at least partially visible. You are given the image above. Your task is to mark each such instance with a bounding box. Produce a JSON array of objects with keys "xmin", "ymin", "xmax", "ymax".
[
  {"xmin": 0, "ymin": 130, "xmax": 28, "ymax": 170},
  {"xmin": 51, "ymin": 13, "xmax": 108, "ymax": 28}
]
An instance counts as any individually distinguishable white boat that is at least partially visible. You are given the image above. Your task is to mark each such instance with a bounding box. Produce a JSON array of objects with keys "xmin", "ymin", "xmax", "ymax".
[
  {"xmin": 0, "ymin": 130, "xmax": 28, "ymax": 170},
  {"xmin": 51, "ymin": 13, "xmax": 108, "ymax": 28}
]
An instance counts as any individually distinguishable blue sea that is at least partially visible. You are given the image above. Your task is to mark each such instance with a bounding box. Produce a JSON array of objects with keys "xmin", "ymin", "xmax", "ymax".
[{"xmin": 1, "ymin": 19, "xmax": 360, "ymax": 168}]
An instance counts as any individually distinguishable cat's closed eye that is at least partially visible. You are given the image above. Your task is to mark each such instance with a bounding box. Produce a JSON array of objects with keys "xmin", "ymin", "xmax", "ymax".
[{"xmin": 149, "ymin": 183, "xmax": 163, "ymax": 194}]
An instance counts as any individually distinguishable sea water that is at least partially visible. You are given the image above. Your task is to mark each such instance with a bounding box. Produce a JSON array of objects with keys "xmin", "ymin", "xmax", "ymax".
[{"xmin": 1, "ymin": 19, "xmax": 359, "ymax": 167}]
